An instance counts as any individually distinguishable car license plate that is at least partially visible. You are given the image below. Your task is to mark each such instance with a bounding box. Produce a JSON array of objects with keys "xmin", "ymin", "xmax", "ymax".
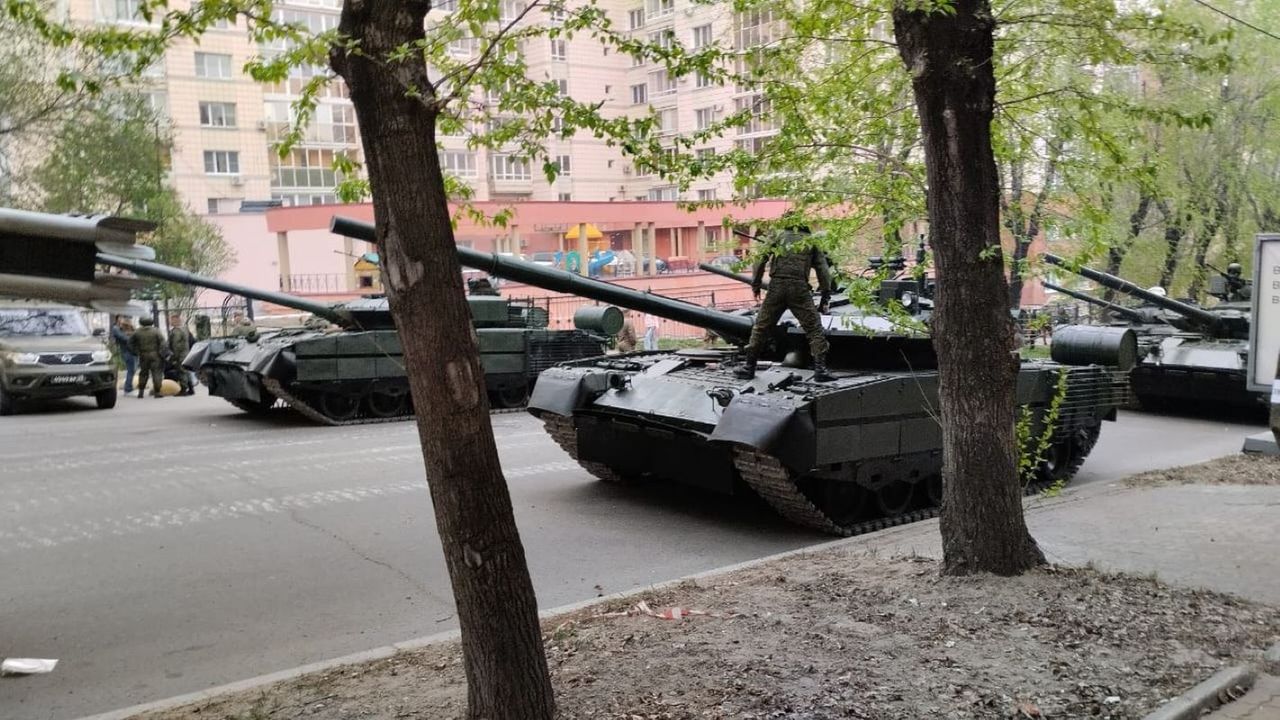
[{"xmin": 49, "ymin": 375, "xmax": 86, "ymax": 385}]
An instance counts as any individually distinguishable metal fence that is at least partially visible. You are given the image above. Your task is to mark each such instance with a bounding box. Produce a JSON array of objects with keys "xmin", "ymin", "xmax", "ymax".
[{"xmin": 285, "ymin": 273, "xmax": 348, "ymax": 294}]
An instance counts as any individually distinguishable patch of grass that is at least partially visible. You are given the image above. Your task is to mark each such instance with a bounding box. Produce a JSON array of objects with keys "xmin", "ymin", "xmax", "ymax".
[{"xmin": 1020, "ymin": 344, "xmax": 1052, "ymax": 359}]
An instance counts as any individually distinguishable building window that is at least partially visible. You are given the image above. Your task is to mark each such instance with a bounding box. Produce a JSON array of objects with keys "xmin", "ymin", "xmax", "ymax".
[
  {"xmin": 628, "ymin": 8, "xmax": 645, "ymax": 29},
  {"xmin": 270, "ymin": 148, "xmax": 344, "ymax": 188},
  {"xmin": 696, "ymin": 147, "xmax": 716, "ymax": 160},
  {"xmin": 490, "ymin": 153, "xmax": 531, "ymax": 181},
  {"xmin": 692, "ymin": 24, "xmax": 712, "ymax": 48},
  {"xmin": 735, "ymin": 9, "xmax": 775, "ymax": 49},
  {"xmin": 648, "ymin": 69, "xmax": 676, "ymax": 97},
  {"xmin": 115, "ymin": 0, "xmax": 143, "ymax": 21},
  {"xmin": 735, "ymin": 136, "xmax": 771, "ymax": 154},
  {"xmin": 656, "ymin": 107, "xmax": 677, "ymax": 135},
  {"xmin": 632, "ymin": 52, "xmax": 645, "ymax": 68},
  {"xmin": 198, "ymin": 101, "xmax": 237, "ymax": 128},
  {"xmin": 645, "ymin": 0, "xmax": 673, "ymax": 20},
  {"xmin": 558, "ymin": 192, "xmax": 572, "ymax": 202},
  {"xmin": 548, "ymin": 3, "xmax": 566, "ymax": 22},
  {"xmin": 735, "ymin": 94, "xmax": 777, "ymax": 135},
  {"xmin": 695, "ymin": 70, "xmax": 714, "ymax": 89},
  {"xmin": 694, "ymin": 107, "xmax": 714, "ymax": 130},
  {"xmin": 550, "ymin": 38, "xmax": 567, "ymax": 61},
  {"xmin": 697, "ymin": 188, "xmax": 717, "ymax": 201},
  {"xmin": 556, "ymin": 78, "xmax": 569, "ymax": 96},
  {"xmin": 630, "ymin": 83, "xmax": 647, "ymax": 104},
  {"xmin": 449, "ymin": 35, "xmax": 480, "ymax": 57},
  {"xmin": 439, "ymin": 150, "xmax": 477, "ymax": 177},
  {"xmin": 499, "ymin": 0, "xmax": 525, "ymax": 24},
  {"xmin": 648, "ymin": 29, "xmax": 675, "ymax": 50},
  {"xmin": 647, "ymin": 185, "xmax": 677, "ymax": 201},
  {"xmin": 555, "ymin": 154, "xmax": 572, "ymax": 176},
  {"xmin": 194, "ymin": 52, "xmax": 232, "ymax": 80},
  {"xmin": 550, "ymin": 116, "xmax": 564, "ymax": 134},
  {"xmin": 203, "ymin": 150, "xmax": 240, "ymax": 175},
  {"xmin": 436, "ymin": 0, "xmax": 458, "ymax": 11},
  {"xmin": 272, "ymin": 192, "xmax": 338, "ymax": 206},
  {"xmin": 207, "ymin": 198, "xmax": 220, "ymax": 214}
]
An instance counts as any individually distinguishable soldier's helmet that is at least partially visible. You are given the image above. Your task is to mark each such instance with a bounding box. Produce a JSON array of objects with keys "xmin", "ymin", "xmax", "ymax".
[
  {"xmin": 778, "ymin": 210, "xmax": 811, "ymax": 235},
  {"xmin": 1147, "ymin": 286, "xmax": 1167, "ymax": 297},
  {"xmin": 139, "ymin": 316, "xmax": 155, "ymax": 326},
  {"xmin": 1227, "ymin": 262, "xmax": 1243, "ymax": 276}
]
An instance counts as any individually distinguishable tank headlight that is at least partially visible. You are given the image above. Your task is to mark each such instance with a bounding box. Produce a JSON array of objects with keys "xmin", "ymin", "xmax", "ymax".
[
  {"xmin": 91, "ymin": 350, "xmax": 112, "ymax": 363},
  {"xmin": 4, "ymin": 352, "xmax": 40, "ymax": 365},
  {"xmin": 901, "ymin": 291, "xmax": 916, "ymax": 308}
]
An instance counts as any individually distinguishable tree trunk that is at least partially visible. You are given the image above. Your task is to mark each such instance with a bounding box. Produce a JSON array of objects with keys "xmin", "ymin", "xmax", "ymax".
[
  {"xmin": 1104, "ymin": 192, "xmax": 1152, "ymax": 300},
  {"xmin": 331, "ymin": 3, "xmax": 555, "ymax": 718},
  {"xmin": 894, "ymin": 0, "xmax": 1044, "ymax": 576},
  {"xmin": 1156, "ymin": 200, "xmax": 1186, "ymax": 291},
  {"xmin": 1186, "ymin": 195, "xmax": 1219, "ymax": 300}
]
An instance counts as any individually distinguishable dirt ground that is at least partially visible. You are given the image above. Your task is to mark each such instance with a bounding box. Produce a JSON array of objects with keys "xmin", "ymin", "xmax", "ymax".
[
  {"xmin": 134, "ymin": 455, "xmax": 1280, "ymax": 720},
  {"xmin": 1125, "ymin": 452, "xmax": 1280, "ymax": 488}
]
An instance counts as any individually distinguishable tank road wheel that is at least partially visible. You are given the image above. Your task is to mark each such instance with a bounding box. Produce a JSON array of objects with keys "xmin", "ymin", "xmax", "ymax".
[
  {"xmin": 493, "ymin": 384, "xmax": 529, "ymax": 409},
  {"xmin": 318, "ymin": 391, "xmax": 360, "ymax": 422},
  {"xmin": 816, "ymin": 481, "xmax": 872, "ymax": 527},
  {"xmin": 366, "ymin": 389, "xmax": 408, "ymax": 418},
  {"xmin": 875, "ymin": 480, "xmax": 916, "ymax": 517}
]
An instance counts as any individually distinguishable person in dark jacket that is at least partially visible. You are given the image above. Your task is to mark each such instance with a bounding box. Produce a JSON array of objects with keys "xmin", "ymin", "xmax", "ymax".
[{"xmin": 111, "ymin": 316, "xmax": 137, "ymax": 393}]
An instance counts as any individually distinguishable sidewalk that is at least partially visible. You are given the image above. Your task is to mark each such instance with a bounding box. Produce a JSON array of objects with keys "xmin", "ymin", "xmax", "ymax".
[
  {"xmin": 1205, "ymin": 675, "xmax": 1280, "ymax": 719},
  {"xmin": 90, "ymin": 458, "xmax": 1280, "ymax": 720}
]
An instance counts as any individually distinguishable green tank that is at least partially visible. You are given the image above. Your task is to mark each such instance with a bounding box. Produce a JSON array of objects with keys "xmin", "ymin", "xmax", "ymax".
[
  {"xmin": 334, "ymin": 216, "xmax": 1132, "ymax": 536},
  {"xmin": 1043, "ymin": 254, "xmax": 1263, "ymax": 410},
  {"xmin": 98, "ymin": 253, "xmax": 618, "ymax": 424}
]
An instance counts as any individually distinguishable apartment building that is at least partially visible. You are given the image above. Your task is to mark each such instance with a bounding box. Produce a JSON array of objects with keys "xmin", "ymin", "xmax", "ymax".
[{"xmin": 74, "ymin": 0, "xmax": 777, "ymax": 215}]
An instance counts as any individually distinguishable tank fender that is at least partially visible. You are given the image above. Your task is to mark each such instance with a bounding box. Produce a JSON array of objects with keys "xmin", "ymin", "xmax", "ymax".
[
  {"xmin": 247, "ymin": 344, "xmax": 295, "ymax": 378},
  {"xmin": 182, "ymin": 340, "xmax": 221, "ymax": 371},
  {"xmin": 708, "ymin": 392, "xmax": 813, "ymax": 454},
  {"xmin": 528, "ymin": 367, "xmax": 624, "ymax": 417}
]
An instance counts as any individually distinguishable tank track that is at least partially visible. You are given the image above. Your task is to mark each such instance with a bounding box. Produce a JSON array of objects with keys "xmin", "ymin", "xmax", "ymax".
[
  {"xmin": 542, "ymin": 415, "xmax": 635, "ymax": 484},
  {"xmin": 260, "ymin": 377, "xmax": 526, "ymax": 427},
  {"xmin": 545, "ymin": 414, "xmax": 1094, "ymax": 537}
]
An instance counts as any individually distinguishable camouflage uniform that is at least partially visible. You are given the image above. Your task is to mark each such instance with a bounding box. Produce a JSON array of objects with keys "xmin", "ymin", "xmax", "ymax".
[
  {"xmin": 168, "ymin": 324, "xmax": 192, "ymax": 394},
  {"xmin": 616, "ymin": 322, "xmax": 637, "ymax": 353},
  {"xmin": 737, "ymin": 230, "xmax": 832, "ymax": 380},
  {"xmin": 128, "ymin": 319, "xmax": 165, "ymax": 397},
  {"xmin": 229, "ymin": 317, "xmax": 256, "ymax": 338}
]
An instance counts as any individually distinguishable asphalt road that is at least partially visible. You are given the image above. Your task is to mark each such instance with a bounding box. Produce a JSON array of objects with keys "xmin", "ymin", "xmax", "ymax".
[{"xmin": 0, "ymin": 394, "xmax": 1265, "ymax": 719}]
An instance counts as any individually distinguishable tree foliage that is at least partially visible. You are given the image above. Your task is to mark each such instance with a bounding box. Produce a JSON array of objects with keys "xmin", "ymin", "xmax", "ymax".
[{"xmin": 20, "ymin": 92, "xmax": 235, "ymax": 300}]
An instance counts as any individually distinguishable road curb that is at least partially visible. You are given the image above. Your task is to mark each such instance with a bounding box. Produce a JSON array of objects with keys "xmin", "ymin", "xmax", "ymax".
[
  {"xmin": 1264, "ymin": 640, "xmax": 1280, "ymax": 675},
  {"xmin": 75, "ymin": 479, "xmax": 1134, "ymax": 720},
  {"xmin": 1141, "ymin": 665, "xmax": 1257, "ymax": 720}
]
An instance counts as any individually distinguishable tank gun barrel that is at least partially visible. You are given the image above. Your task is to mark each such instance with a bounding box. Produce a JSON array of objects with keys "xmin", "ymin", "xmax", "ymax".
[
  {"xmin": 1041, "ymin": 282, "xmax": 1149, "ymax": 324},
  {"xmin": 1042, "ymin": 253, "xmax": 1221, "ymax": 330},
  {"xmin": 698, "ymin": 261, "xmax": 765, "ymax": 289},
  {"xmin": 96, "ymin": 253, "xmax": 350, "ymax": 327},
  {"xmin": 331, "ymin": 216, "xmax": 755, "ymax": 343}
]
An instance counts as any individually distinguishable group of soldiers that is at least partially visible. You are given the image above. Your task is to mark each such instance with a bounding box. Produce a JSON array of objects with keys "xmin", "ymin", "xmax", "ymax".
[{"xmin": 111, "ymin": 310, "xmax": 256, "ymax": 398}]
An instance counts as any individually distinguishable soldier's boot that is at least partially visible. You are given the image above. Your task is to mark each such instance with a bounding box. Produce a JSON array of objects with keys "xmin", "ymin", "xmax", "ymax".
[
  {"xmin": 811, "ymin": 355, "xmax": 835, "ymax": 382},
  {"xmin": 734, "ymin": 354, "xmax": 758, "ymax": 380}
]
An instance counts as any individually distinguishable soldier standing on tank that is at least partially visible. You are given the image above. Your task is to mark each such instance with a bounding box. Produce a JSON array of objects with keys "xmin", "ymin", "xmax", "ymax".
[
  {"xmin": 167, "ymin": 315, "xmax": 193, "ymax": 396},
  {"xmin": 735, "ymin": 218, "xmax": 834, "ymax": 382},
  {"xmin": 128, "ymin": 316, "xmax": 165, "ymax": 398}
]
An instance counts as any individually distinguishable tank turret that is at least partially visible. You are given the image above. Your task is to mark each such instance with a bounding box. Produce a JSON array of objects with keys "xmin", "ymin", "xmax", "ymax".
[{"xmin": 1042, "ymin": 253, "xmax": 1242, "ymax": 336}]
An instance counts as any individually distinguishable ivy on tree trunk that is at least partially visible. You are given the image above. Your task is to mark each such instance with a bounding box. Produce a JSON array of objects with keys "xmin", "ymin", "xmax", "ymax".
[
  {"xmin": 330, "ymin": 2, "xmax": 554, "ymax": 717},
  {"xmin": 894, "ymin": 0, "xmax": 1045, "ymax": 576}
]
